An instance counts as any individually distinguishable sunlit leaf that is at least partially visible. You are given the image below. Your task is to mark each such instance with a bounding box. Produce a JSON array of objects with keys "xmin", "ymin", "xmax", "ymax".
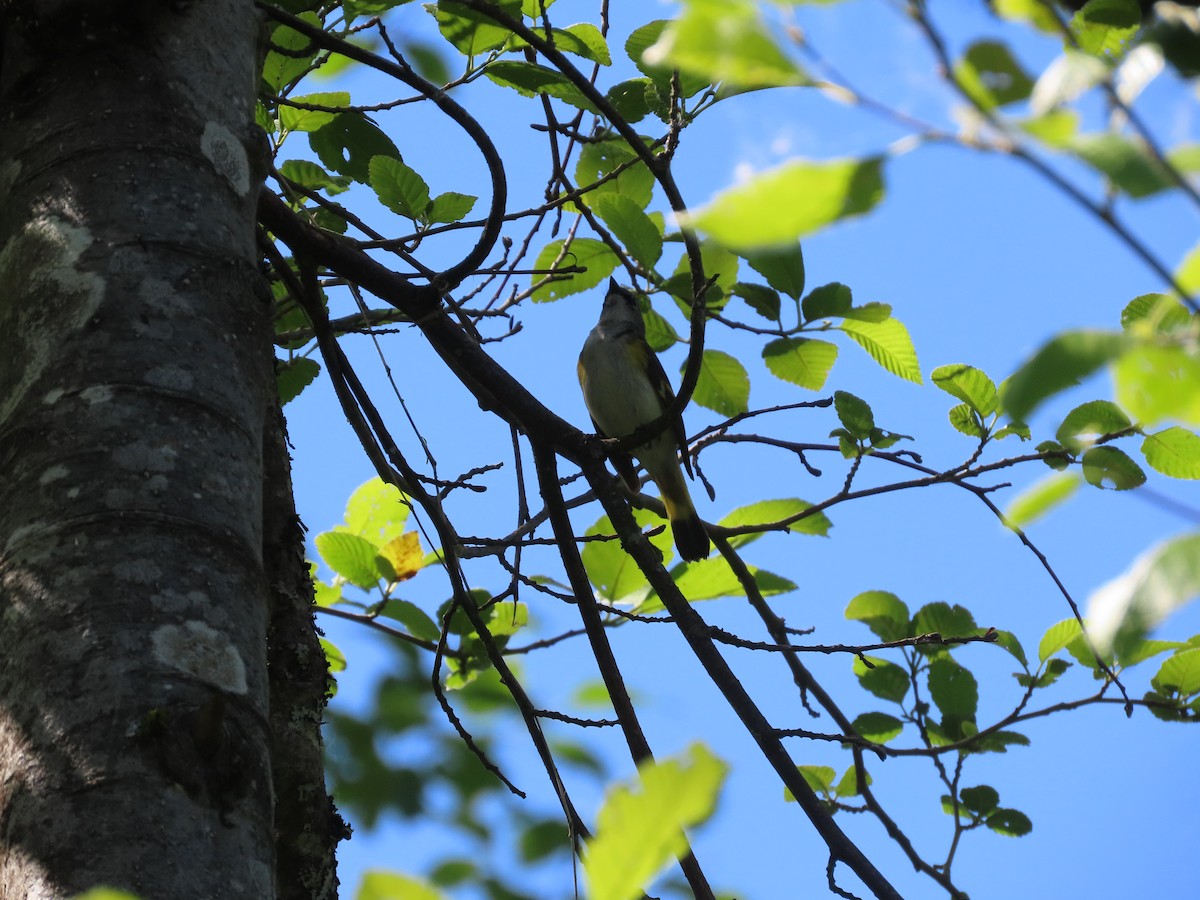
[
  {"xmin": 681, "ymin": 157, "xmax": 884, "ymax": 251},
  {"xmin": 687, "ymin": 350, "xmax": 749, "ymax": 416},
  {"xmin": 1005, "ymin": 473, "xmax": 1080, "ymax": 529},
  {"xmin": 839, "ymin": 315, "xmax": 922, "ymax": 383},
  {"xmin": 719, "ymin": 498, "xmax": 832, "ymax": 548},
  {"xmin": 1055, "ymin": 399, "xmax": 1133, "ymax": 452},
  {"xmin": 532, "ymin": 238, "xmax": 620, "ymax": 301},
  {"xmin": 932, "ymin": 364, "xmax": 998, "ymax": 416},
  {"xmin": 1142, "ymin": 427, "xmax": 1200, "ymax": 479},
  {"xmin": 845, "ymin": 590, "xmax": 910, "ymax": 642},
  {"xmin": 763, "ymin": 337, "xmax": 838, "ymax": 390},
  {"xmin": 1001, "ymin": 330, "xmax": 1126, "ymax": 423}
]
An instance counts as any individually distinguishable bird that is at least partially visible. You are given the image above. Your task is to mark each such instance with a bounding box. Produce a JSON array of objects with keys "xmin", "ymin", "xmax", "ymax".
[{"xmin": 577, "ymin": 278, "xmax": 710, "ymax": 562}]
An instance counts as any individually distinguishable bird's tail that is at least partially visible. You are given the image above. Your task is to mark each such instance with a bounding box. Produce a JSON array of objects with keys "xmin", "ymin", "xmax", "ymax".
[{"xmin": 656, "ymin": 464, "xmax": 710, "ymax": 562}]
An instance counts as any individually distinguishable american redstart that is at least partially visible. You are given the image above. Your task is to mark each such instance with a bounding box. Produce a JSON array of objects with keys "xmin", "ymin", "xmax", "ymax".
[{"xmin": 577, "ymin": 278, "xmax": 709, "ymax": 562}]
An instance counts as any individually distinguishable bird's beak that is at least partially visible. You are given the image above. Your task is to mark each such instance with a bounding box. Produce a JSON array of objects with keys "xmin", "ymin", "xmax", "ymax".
[{"xmin": 607, "ymin": 276, "xmax": 619, "ymax": 293}]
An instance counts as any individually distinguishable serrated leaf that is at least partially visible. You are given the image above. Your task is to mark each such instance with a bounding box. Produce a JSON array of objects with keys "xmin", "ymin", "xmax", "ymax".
[
  {"xmin": 584, "ymin": 744, "xmax": 726, "ymax": 900},
  {"xmin": 688, "ymin": 350, "xmax": 748, "ymax": 416},
  {"xmin": 379, "ymin": 599, "xmax": 442, "ymax": 642},
  {"xmin": 1002, "ymin": 330, "xmax": 1126, "ymax": 422},
  {"xmin": 913, "ymin": 602, "xmax": 978, "ymax": 641},
  {"xmin": 762, "ymin": 337, "xmax": 838, "ymax": 390},
  {"xmin": 745, "ymin": 244, "xmax": 805, "ymax": 300},
  {"xmin": 434, "ymin": 0, "xmax": 521, "ymax": 56},
  {"xmin": 279, "ymin": 91, "xmax": 351, "ymax": 133},
  {"xmin": 532, "ymin": 238, "xmax": 619, "ymax": 301},
  {"xmin": 845, "ymin": 590, "xmax": 910, "ymax": 642},
  {"xmin": 801, "ymin": 282, "xmax": 852, "ymax": 321},
  {"xmin": 1081, "ymin": 445, "xmax": 1146, "ymax": 490},
  {"xmin": 719, "ymin": 498, "xmax": 832, "ymax": 549},
  {"xmin": 369, "ymin": 155, "xmax": 430, "ymax": 219},
  {"xmin": 1038, "ymin": 618, "xmax": 1083, "ymax": 663},
  {"xmin": 833, "ymin": 390, "xmax": 874, "ymax": 439},
  {"xmin": 987, "ymin": 808, "xmax": 1033, "ymax": 837},
  {"xmin": 1142, "ymin": 427, "xmax": 1200, "ymax": 479},
  {"xmin": 590, "ymin": 194, "xmax": 662, "ymax": 268},
  {"xmin": 640, "ymin": 557, "xmax": 795, "ymax": 613},
  {"xmin": 839, "ymin": 315, "xmax": 922, "ymax": 383},
  {"xmin": 1153, "ymin": 647, "xmax": 1200, "ymax": 694},
  {"xmin": 1055, "ymin": 399, "xmax": 1133, "ymax": 452},
  {"xmin": 344, "ymin": 477, "xmax": 411, "ymax": 545},
  {"xmin": 928, "ymin": 657, "xmax": 979, "ymax": 721},
  {"xmin": 681, "ymin": 157, "xmax": 885, "ymax": 251},
  {"xmin": 581, "ymin": 510, "xmax": 668, "ymax": 606},
  {"xmin": 509, "ymin": 22, "xmax": 611, "ymax": 65},
  {"xmin": 316, "ymin": 531, "xmax": 381, "ymax": 589},
  {"xmin": 851, "ymin": 712, "xmax": 903, "ymax": 743},
  {"xmin": 426, "ymin": 191, "xmax": 477, "ymax": 224},
  {"xmin": 279, "ymin": 159, "xmax": 352, "ymax": 195},
  {"xmin": 733, "ymin": 282, "xmax": 781, "ymax": 320},
  {"xmin": 276, "ymin": 357, "xmax": 320, "ymax": 406},
  {"xmin": 309, "ymin": 112, "xmax": 401, "ymax": 184},
  {"xmin": 575, "ymin": 138, "xmax": 655, "ymax": 209},
  {"xmin": 948, "ymin": 403, "xmax": 986, "ymax": 438},
  {"xmin": 932, "ymin": 364, "xmax": 998, "ymax": 416},
  {"xmin": 1120, "ymin": 293, "xmax": 1192, "ymax": 332},
  {"xmin": 378, "ymin": 532, "xmax": 424, "ymax": 582},
  {"xmin": 853, "ymin": 656, "xmax": 909, "ymax": 703},
  {"xmin": 484, "ymin": 60, "xmax": 600, "ymax": 112}
]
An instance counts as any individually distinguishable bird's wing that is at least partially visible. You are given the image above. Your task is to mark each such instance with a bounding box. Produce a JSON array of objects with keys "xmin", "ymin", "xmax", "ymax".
[{"xmin": 632, "ymin": 339, "xmax": 694, "ymax": 480}]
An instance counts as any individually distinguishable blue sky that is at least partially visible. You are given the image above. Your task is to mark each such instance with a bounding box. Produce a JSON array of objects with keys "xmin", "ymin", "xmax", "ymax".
[{"xmin": 280, "ymin": 2, "xmax": 1200, "ymax": 897}]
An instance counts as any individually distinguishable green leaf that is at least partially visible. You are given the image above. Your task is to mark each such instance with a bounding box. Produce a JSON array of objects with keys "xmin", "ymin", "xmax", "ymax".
[
  {"xmin": 642, "ymin": 305, "xmax": 678, "ymax": 353},
  {"xmin": 833, "ymin": 764, "xmax": 871, "ymax": 798},
  {"xmin": 1006, "ymin": 473, "xmax": 1081, "ymax": 529},
  {"xmin": 1070, "ymin": 0, "xmax": 1141, "ymax": 57},
  {"xmin": 344, "ymin": 477, "xmax": 411, "ymax": 545},
  {"xmin": 960, "ymin": 785, "xmax": 1000, "ymax": 815},
  {"xmin": 1142, "ymin": 427, "xmax": 1200, "ymax": 479},
  {"xmin": 994, "ymin": 630, "xmax": 1029, "ymax": 667},
  {"xmin": 1153, "ymin": 647, "xmax": 1200, "ymax": 695},
  {"xmin": 833, "ymin": 390, "xmax": 874, "ymax": 440},
  {"xmin": 987, "ymin": 808, "xmax": 1033, "ymax": 837},
  {"xmin": 426, "ymin": 191, "xmax": 477, "ymax": 224},
  {"xmin": 993, "ymin": 0, "xmax": 1060, "ymax": 32},
  {"xmin": 531, "ymin": 238, "xmax": 619, "ymax": 301},
  {"xmin": 369, "ymin": 156, "xmax": 430, "ymax": 219},
  {"xmin": 762, "ymin": 337, "xmax": 838, "ymax": 390},
  {"xmin": 1113, "ymin": 343, "xmax": 1200, "ymax": 427},
  {"xmin": 484, "ymin": 60, "xmax": 600, "ymax": 112},
  {"xmin": 928, "ymin": 657, "xmax": 979, "ymax": 721},
  {"xmin": 853, "ymin": 656, "xmax": 909, "ymax": 703},
  {"xmin": 851, "ymin": 712, "xmax": 903, "ymax": 743},
  {"xmin": 1038, "ymin": 618, "xmax": 1083, "ymax": 663},
  {"xmin": 1088, "ymin": 532, "xmax": 1200, "ymax": 656},
  {"xmin": 604, "ymin": 78, "xmax": 653, "ymax": 123},
  {"xmin": 801, "ymin": 282, "xmax": 852, "ymax": 321},
  {"xmin": 1001, "ymin": 330, "xmax": 1126, "ymax": 422},
  {"xmin": 932, "ymin": 364, "xmax": 998, "ymax": 416},
  {"xmin": 1081, "ymin": 445, "xmax": 1146, "ymax": 490},
  {"xmin": 796, "ymin": 765, "xmax": 836, "ymax": 794},
  {"xmin": 839, "ymin": 315, "xmax": 922, "ymax": 383},
  {"xmin": 580, "ymin": 511, "xmax": 668, "ymax": 605},
  {"xmin": 316, "ymin": 531, "xmax": 382, "ymax": 590},
  {"xmin": 948, "ymin": 403, "xmax": 986, "ymax": 438},
  {"xmin": 575, "ymin": 138, "xmax": 655, "ymax": 209},
  {"xmin": 310, "ymin": 113, "xmax": 402, "ymax": 184},
  {"xmin": 1120, "ymin": 293, "xmax": 1193, "ymax": 332},
  {"xmin": 276, "ymin": 356, "xmax": 320, "ymax": 406},
  {"xmin": 669, "ymin": 239, "xmax": 739, "ymax": 306},
  {"xmin": 1070, "ymin": 134, "xmax": 1175, "ymax": 198},
  {"xmin": 263, "ymin": 14, "xmax": 321, "ymax": 91},
  {"xmin": 681, "ymin": 157, "xmax": 885, "ymax": 251},
  {"xmin": 584, "ymin": 744, "xmax": 726, "ymax": 900},
  {"xmin": 357, "ymin": 870, "xmax": 447, "ymax": 900},
  {"xmin": 745, "ymin": 244, "xmax": 805, "ymax": 300},
  {"xmin": 590, "ymin": 194, "xmax": 663, "ymax": 268},
  {"xmin": 379, "ymin": 599, "xmax": 442, "ymax": 642},
  {"xmin": 913, "ymin": 602, "xmax": 978, "ymax": 641},
  {"xmin": 719, "ymin": 498, "xmax": 832, "ymax": 548},
  {"xmin": 1055, "ymin": 399, "xmax": 1133, "ymax": 452},
  {"xmin": 688, "ymin": 350, "xmax": 749, "ymax": 416},
  {"xmin": 641, "ymin": 557, "xmax": 795, "ymax": 612},
  {"xmin": 1018, "ymin": 109, "xmax": 1080, "ymax": 148},
  {"xmin": 642, "ymin": 0, "xmax": 807, "ymax": 90},
  {"xmin": 279, "ymin": 159, "xmax": 352, "ymax": 195},
  {"xmin": 433, "ymin": 0, "xmax": 521, "ymax": 56},
  {"xmin": 845, "ymin": 590, "xmax": 910, "ymax": 642},
  {"xmin": 279, "ymin": 91, "xmax": 351, "ymax": 133},
  {"xmin": 625, "ymin": 20, "xmax": 711, "ymax": 100},
  {"xmin": 967, "ymin": 730, "xmax": 1031, "ymax": 753},
  {"xmin": 509, "ymin": 22, "xmax": 611, "ymax": 65},
  {"xmin": 954, "ymin": 40, "xmax": 1033, "ymax": 110},
  {"xmin": 733, "ymin": 282, "xmax": 781, "ymax": 320}
]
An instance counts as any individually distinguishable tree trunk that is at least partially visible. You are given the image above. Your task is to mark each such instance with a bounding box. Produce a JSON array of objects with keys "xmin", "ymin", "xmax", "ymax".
[{"xmin": 0, "ymin": 2, "xmax": 288, "ymax": 896}]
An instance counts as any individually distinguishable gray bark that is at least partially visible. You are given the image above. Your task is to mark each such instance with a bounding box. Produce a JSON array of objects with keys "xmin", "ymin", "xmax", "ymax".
[{"xmin": 0, "ymin": 2, "xmax": 281, "ymax": 897}]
